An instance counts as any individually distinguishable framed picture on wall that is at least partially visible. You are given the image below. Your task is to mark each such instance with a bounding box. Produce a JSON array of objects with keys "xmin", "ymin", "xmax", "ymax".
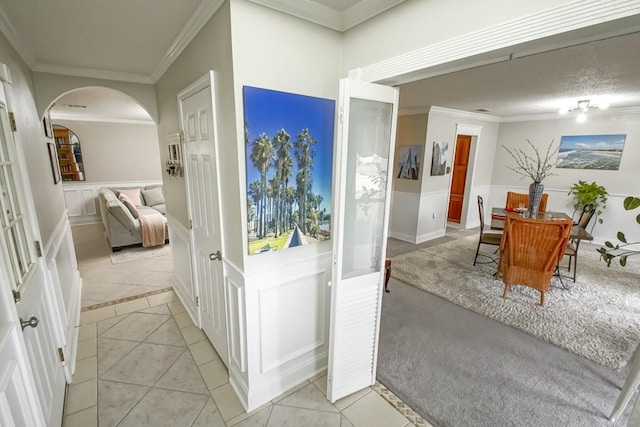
[
  {"xmin": 42, "ymin": 110, "xmax": 53, "ymax": 139},
  {"xmin": 47, "ymin": 142, "xmax": 60, "ymax": 184}
]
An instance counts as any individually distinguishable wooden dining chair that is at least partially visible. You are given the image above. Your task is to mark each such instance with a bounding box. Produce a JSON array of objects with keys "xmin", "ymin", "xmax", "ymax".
[
  {"xmin": 505, "ymin": 191, "xmax": 548, "ymax": 213},
  {"xmin": 563, "ymin": 203, "xmax": 595, "ymax": 282},
  {"xmin": 499, "ymin": 214, "xmax": 572, "ymax": 306},
  {"xmin": 474, "ymin": 195, "xmax": 503, "ymax": 265}
]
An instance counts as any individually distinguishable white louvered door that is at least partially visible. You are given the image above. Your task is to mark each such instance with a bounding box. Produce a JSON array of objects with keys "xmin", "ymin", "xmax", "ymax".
[{"xmin": 327, "ymin": 79, "xmax": 398, "ymax": 402}]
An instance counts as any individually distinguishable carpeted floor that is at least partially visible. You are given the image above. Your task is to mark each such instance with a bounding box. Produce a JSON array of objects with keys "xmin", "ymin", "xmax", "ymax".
[
  {"xmin": 390, "ymin": 235, "xmax": 640, "ymax": 370},
  {"xmin": 377, "ymin": 278, "xmax": 635, "ymax": 427}
]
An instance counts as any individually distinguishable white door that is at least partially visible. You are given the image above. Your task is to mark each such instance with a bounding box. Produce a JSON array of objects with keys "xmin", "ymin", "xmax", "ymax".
[
  {"xmin": 327, "ymin": 79, "xmax": 398, "ymax": 402},
  {"xmin": 0, "ymin": 66, "xmax": 67, "ymax": 425},
  {"xmin": 0, "ymin": 269, "xmax": 44, "ymax": 426},
  {"xmin": 179, "ymin": 72, "xmax": 228, "ymax": 367}
]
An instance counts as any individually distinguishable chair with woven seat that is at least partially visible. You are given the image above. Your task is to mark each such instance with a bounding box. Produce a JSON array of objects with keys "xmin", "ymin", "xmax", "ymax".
[
  {"xmin": 498, "ymin": 213, "xmax": 572, "ymax": 306},
  {"xmin": 505, "ymin": 191, "xmax": 548, "ymax": 213},
  {"xmin": 474, "ymin": 195, "xmax": 503, "ymax": 265},
  {"xmin": 563, "ymin": 203, "xmax": 595, "ymax": 282}
]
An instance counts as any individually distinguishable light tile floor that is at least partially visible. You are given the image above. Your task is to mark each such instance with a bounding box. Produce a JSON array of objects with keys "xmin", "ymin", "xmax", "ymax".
[
  {"xmin": 65, "ymin": 223, "xmax": 431, "ymax": 426},
  {"xmin": 64, "ymin": 292, "xmax": 425, "ymax": 427},
  {"xmin": 72, "ymin": 223, "xmax": 174, "ymax": 308}
]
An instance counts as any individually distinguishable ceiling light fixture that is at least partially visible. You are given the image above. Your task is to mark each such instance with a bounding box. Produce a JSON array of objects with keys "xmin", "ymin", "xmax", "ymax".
[{"xmin": 558, "ymin": 99, "xmax": 609, "ymax": 122}]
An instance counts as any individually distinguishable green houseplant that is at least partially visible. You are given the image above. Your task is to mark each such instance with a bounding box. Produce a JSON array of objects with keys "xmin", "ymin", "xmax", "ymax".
[
  {"xmin": 568, "ymin": 180, "xmax": 608, "ymax": 230},
  {"xmin": 598, "ymin": 196, "xmax": 640, "ymax": 266}
]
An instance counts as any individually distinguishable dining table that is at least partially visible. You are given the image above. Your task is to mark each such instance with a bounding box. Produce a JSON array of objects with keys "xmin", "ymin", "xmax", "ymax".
[{"xmin": 490, "ymin": 207, "xmax": 593, "ymax": 242}]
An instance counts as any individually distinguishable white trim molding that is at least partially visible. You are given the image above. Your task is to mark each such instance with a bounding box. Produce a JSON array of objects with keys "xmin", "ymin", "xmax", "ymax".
[{"xmin": 350, "ymin": 0, "xmax": 640, "ymax": 85}]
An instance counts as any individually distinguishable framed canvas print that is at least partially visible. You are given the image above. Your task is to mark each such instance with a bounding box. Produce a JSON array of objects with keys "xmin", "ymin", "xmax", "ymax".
[
  {"xmin": 557, "ymin": 134, "xmax": 626, "ymax": 170},
  {"xmin": 243, "ymin": 86, "xmax": 335, "ymax": 255},
  {"xmin": 396, "ymin": 145, "xmax": 421, "ymax": 180},
  {"xmin": 430, "ymin": 141, "xmax": 448, "ymax": 176}
]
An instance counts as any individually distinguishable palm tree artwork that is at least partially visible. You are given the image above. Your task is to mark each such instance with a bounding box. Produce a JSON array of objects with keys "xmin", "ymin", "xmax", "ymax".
[{"xmin": 243, "ymin": 86, "xmax": 335, "ymax": 255}]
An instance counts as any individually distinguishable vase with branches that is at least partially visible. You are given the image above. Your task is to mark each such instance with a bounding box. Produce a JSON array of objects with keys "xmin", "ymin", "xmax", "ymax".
[{"xmin": 503, "ymin": 139, "xmax": 558, "ymax": 218}]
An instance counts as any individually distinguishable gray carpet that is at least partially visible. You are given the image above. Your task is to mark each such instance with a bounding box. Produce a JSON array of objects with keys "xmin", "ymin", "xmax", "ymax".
[
  {"xmin": 390, "ymin": 235, "xmax": 640, "ymax": 370},
  {"xmin": 377, "ymin": 278, "xmax": 636, "ymax": 427}
]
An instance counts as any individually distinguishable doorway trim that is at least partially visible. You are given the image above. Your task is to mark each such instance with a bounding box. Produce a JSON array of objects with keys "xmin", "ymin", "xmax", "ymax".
[
  {"xmin": 349, "ymin": 0, "xmax": 640, "ymax": 85},
  {"xmin": 451, "ymin": 124, "xmax": 481, "ymax": 230}
]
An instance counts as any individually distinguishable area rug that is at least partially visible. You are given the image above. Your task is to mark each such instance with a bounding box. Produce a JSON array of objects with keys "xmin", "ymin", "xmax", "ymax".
[
  {"xmin": 110, "ymin": 244, "xmax": 172, "ymax": 264},
  {"xmin": 390, "ymin": 235, "xmax": 640, "ymax": 370}
]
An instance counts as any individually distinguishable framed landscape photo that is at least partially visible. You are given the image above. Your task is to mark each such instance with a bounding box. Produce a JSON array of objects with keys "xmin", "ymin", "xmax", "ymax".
[
  {"xmin": 556, "ymin": 134, "xmax": 626, "ymax": 170},
  {"xmin": 243, "ymin": 86, "xmax": 335, "ymax": 255}
]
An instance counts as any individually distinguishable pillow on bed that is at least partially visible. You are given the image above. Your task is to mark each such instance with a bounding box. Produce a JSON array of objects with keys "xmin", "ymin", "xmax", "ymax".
[
  {"xmin": 117, "ymin": 188, "xmax": 143, "ymax": 206},
  {"xmin": 118, "ymin": 193, "xmax": 139, "ymax": 219},
  {"xmin": 141, "ymin": 187, "xmax": 165, "ymax": 207}
]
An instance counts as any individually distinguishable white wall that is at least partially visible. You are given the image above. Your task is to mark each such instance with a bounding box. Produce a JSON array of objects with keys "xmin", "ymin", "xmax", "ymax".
[
  {"xmin": 53, "ymin": 119, "xmax": 162, "ymax": 183},
  {"xmin": 493, "ymin": 112, "xmax": 640, "ymax": 244},
  {"xmin": 228, "ymin": 0, "xmax": 342, "ymax": 410}
]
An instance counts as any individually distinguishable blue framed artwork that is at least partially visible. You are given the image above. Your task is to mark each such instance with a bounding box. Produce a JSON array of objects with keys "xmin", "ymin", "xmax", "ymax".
[
  {"xmin": 243, "ymin": 86, "xmax": 335, "ymax": 255},
  {"xmin": 557, "ymin": 134, "xmax": 626, "ymax": 170}
]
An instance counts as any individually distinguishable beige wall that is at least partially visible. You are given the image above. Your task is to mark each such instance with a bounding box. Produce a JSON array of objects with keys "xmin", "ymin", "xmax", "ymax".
[
  {"xmin": 393, "ymin": 114, "xmax": 427, "ymax": 193},
  {"xmin": 53, "ymin": 119, "xmax": 162, "ymax": 183},
  {"xmin": 230, "ymin": 0, "xmax": 342, "ymax": 271},
  {"xmin": 0, "ymin": 32, "xmax": 67, "ymax": 246},
  {"xmin": 155, "ymin": 1, "xmax": 239, "ymax": 260}
]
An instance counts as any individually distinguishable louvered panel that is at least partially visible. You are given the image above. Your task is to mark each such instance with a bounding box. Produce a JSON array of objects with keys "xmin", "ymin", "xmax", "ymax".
[{"xmin": 329, "ymin": 275, "xmax": 380, "ymax": 397}]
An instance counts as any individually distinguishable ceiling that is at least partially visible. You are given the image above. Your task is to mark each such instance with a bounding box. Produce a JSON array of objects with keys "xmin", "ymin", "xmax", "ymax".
[{"xmin": 2, "ymin": 1, "xmax": 640, "ymax": 122}]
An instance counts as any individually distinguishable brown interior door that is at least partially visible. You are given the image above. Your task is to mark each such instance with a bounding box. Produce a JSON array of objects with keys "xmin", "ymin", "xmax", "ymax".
[{"xmin": 447, "ymin": 135, "xmax": 471, "ymax": 223}]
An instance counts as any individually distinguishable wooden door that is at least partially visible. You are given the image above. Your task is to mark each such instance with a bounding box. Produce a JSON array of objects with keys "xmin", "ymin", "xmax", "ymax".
[
  {"xmin": 179, "ymin": 72, "xmax": 228, "ymax": 367},
  {"xmin": 447, "ymin": 135, "xmax": 471, "ymax": 223}
]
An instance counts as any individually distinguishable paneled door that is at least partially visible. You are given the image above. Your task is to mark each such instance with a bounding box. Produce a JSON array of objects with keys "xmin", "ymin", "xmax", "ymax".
[
  {"xmin": 447, "ymin": 135, "xmax": 471, "ymax": 223},
  {"xmin": 327, "ymin": 78, "xmax": 398, "ymax": 402},
  {"xmin": 179, "ymin": 71, "xmax": 228, "ymax": 367},
  {"xmin": 0, "ymin": 64, "xmax": 66, "ymax": 425}
]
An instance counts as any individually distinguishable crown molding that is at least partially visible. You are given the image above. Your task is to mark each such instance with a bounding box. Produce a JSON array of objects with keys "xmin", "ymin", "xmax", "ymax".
[
  {"xmin": 342, "ymin": 0, "xmax": 406, "ymax": 31},
  {"xmin": 248, "ymin": 0, "xmax": 342, "ymax": 31},
  {"xmin": 501, "ymin": 106, "xmax": 640, "ymax": 122},
  {"xmin": 150, "ymin": 0, "xmax": 225, "ymax": 83},
  {"xmin": 0, "ymin": 4, "xmax": 35, "ymax": 68},
  {"xmin": 32, "ymin": 62, "xmax": 152, "ymax": 84},
  {"xmin": 429, "ymin": 106, "xmax": 501, "ymax": 123},
  {"xmin": 398, "ymin": 107, "xmax": 428, "ymax": 116},
  {"xmin": 49, "ymin": 113, "xmax": 155, "ymax": 125},
  {"xmin": 352, "ymin": 0, "xmax": 640, "ymax": 84}
]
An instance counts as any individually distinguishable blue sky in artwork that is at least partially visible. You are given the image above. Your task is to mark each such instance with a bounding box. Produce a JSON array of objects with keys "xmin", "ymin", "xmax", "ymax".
[
  {"xmin": 559, "ymin": 134, "xmax": 626, "ymax": 151},
  {"xmin": 243, "ymin": 86, "xmax": 335, "ymax": 212}
]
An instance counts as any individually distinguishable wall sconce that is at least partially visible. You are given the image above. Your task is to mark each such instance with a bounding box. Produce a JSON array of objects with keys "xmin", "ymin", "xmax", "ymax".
[{"xmin": 559, "ymin": 99, "xmax": 609, "ymax": 122}]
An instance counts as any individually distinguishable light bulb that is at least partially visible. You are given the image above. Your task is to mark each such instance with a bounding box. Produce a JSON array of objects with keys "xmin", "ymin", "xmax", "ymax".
[{"xmin": 577, "ymin": 112, "xmax": 587, "ymax": 123}]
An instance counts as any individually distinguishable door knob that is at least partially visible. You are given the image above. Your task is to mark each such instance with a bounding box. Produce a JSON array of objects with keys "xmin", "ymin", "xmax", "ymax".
[
  {"xmin": 20, "ymin": 316, "xmax": 39, "ymax": 331},
  {"xmin": 209, "ymin": 251, "xmax": 222, "ymax": 261}
]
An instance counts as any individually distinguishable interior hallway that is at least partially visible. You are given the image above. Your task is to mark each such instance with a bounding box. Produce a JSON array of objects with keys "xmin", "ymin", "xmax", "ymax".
[{"xmin": 63, "ymin": 224, "xmax": 429, "ymax": 426}]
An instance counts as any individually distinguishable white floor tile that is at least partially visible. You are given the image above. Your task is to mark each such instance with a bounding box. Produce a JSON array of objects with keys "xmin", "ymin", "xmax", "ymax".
[
  {"xmin": 65, "ymin": 378, "xmax": 97, "ymax": 415},
  {"xmin": 63, "ymin": 405, "xmax": 97, "ymax": 427},
  {"xmin": 72, "ymin": 356, "xmax": 97, "ymax": 384},
  {"xmin": 342, "ymin": 391, "xmax": 410, "ymax": 427},
  {"xmin": 211, "ymin": 383, "xmax": 246, "ymax": 421},
  {"xmin": 114, "ymin": 298, "xmax": 150, "ymax": 316},
  {"xmin": 80, "ymin": 306, "xmax": 116, "ymax": 324}
]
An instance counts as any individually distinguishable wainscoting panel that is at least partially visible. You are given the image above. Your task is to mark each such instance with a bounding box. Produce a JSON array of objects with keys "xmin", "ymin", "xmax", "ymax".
[
  {"xmin": 62, "ymin": 181, "xmax": 162, "ymax": 225},
  {"xmin": 43, "ymin": 212, "xmax": 81, "ymax": 381},
  {"xmin": 224, "ymin": 259, "xmax": 249, "ymax": 409},
  {"xmin": 242, "ymin": 253, "xmax": 331, "ymax": 411},
  {"xmin": 416, "ymin": 190, "xmax": 449, "ymax": 243},
  {"xmin": 166, "ymin": 215, "xmax": 198, "ymax": 324},
  {"xmin": 389, "ymin": 191, "xmax": 420, "ymax": 243}
]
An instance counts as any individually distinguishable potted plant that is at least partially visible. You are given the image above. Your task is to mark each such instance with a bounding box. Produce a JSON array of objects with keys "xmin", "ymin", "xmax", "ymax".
[
  {"xmin": 598, "ymin": 196, "xmax": 640, "ymax": 266},
  {"xmin": 503, "ymin": 139, "xmax": 558, "ymax": 218},
  {"xmin": 568, "ymin": 180, "xmax": 608, "ymax": 230}
]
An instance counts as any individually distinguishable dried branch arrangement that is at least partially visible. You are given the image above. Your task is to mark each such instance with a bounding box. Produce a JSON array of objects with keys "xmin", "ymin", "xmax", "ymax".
[{"xmin": 502, "ymin": 139, "xmax": 558, "ymax": 182}]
